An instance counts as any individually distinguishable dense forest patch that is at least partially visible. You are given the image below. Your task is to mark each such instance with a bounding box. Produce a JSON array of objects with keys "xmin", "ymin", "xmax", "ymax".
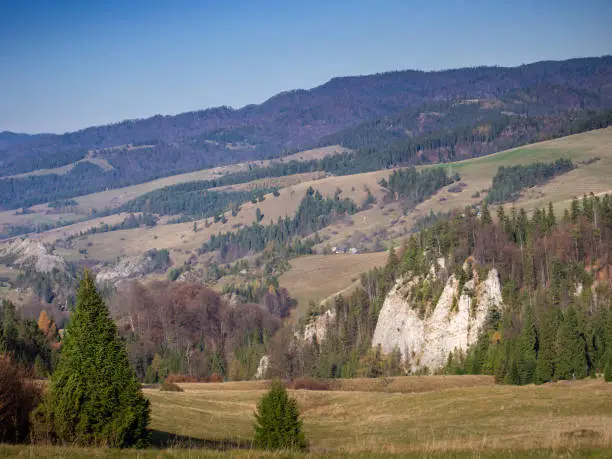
[{"xmin": 486, "ymin": 158, "xmax": 575, "ymax": 204}]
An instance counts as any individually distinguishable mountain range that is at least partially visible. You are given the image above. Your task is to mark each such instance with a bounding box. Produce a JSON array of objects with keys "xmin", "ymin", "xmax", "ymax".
[{"xmin": 0, "ymin": 56, "xmax": 611, "ymax": 210}]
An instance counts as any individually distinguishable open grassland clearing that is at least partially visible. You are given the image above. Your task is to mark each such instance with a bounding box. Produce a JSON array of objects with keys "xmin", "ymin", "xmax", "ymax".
[
  {"xmin": 30, "ymin": 213, "xmax": 135, "ymax": 244},
  {"xmin": 144, "ymin": 377, "xmax": 612, "ymax": 455},
  {"xmin": 59, "ymin": 169, "xmax": 390, "ymax": 262},
  {"xmin": 0, "ymin": 152, "xmax": 114, "ymax": 181},
  {"xmin": 211, "ymin": 171, "xmax": 327, "ymax": 193},
  {"xmin": 3, "ymin": 447, "xmax": 610, "ymax": 459},
  {"xmin": 279, "ymin": 252, "xmax": 388, "ymax": 317},
  {"xmin": 4, "ymin": 376, "xmax": 609, "ymax": 457},
  {"xmin": 414, "ymin": 127, "xmax": 612, "ymax": 217}
]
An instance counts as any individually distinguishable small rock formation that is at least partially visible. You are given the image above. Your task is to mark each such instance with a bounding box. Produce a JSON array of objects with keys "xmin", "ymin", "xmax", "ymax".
[
  {"xmin": 372, "ymin": 266, "xmax": 503, "ymax": 372},
  {"xmin": 255, "ymin": 355, "xmax": 269, "ymax": 379},
  {"xmin": 0, "ymin": 238, "xmax": 66, "ymax": 273},
  {"xmin": 96, "ymin": 254, "xmax": 158, "ymax": 285},
  {"xmin": 302, "ymin": 309, "xmax": 336, "ymax": 343}
]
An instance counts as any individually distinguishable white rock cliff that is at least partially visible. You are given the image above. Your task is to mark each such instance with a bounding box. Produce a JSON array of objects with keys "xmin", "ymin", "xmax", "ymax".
[{"xmin": 372, "ymin": 267, "xmax": 502, "ymax": 372}]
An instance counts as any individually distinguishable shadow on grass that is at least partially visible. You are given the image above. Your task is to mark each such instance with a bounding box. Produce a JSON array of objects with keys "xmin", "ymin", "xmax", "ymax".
[{"xmin": 150, "ymin": 429, "xmax": 251, "ymax": 450}]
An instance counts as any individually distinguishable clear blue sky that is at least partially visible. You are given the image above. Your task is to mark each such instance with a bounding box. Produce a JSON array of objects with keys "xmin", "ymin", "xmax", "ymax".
[{"xmin": 1, "ymin": 0, "xmax": 611, "ymax": 134}]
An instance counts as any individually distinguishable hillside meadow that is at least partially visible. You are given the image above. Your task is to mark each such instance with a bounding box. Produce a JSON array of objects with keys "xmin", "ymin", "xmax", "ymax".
[
  {"xmin": 415, "ymin": 126, "xmax": 612, "ymax": 217},
  {"xmin": 2, "ymin": 376, "xmax": 611, "ymax": 458}
]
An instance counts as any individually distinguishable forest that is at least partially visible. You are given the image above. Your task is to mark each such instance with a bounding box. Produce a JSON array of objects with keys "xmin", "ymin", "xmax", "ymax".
[
  {"xmin": 200, "ymin": 187, "xmax": 358, "ymax": 262},
  {"xmin": 486, "ymin": 158, "xmax": 575, "ymax": 204},
  {"xmin": 2, "ymin": 108, "xmax": 609, "ymax": 213},
  {"xmin": 120, "ymin": 184, "xmax": 274, "ymax": 219},
  {"xmin": 270, "ymin": 195, "xmax": 612, "ymax": 382},
  {"xmin": 0, "ymin": 300, "xmax": 59, "ymax": 377},
  {"xmin": 109, "ymin": 281, "xmax": 283, "ymax": 382}
]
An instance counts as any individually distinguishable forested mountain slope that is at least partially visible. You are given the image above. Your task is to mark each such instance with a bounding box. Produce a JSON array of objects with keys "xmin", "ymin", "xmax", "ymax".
[
  {"xmin": 1, "ymin": 56, "xmax": 611, "ymax": 210},
  {"xmin": 287, "ymin": 194, "xmax": 612, "ymax": 383}
]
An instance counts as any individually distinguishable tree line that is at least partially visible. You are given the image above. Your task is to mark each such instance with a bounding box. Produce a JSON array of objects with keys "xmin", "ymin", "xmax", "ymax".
[
  {"xmin": 486, "ymin": 158, "xmax": 575, "ymax": 204},
  {"xmin": 200, "ymin": 187, "xmax": 357, "ymax": 262},
  {"xmin": 120, "ymin": 183, "xmax": 275, "ymax": 219},
  {"xmin": 1, "ymin": 108, "xmax": 610, "ymax": 212}
]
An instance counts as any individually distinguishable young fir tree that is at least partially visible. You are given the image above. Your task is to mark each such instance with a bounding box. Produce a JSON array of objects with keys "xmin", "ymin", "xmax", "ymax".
[
  {"xmin": 42, "ymin": 272, "xmax": 150, "ymax": 447},
  {"xmin": 555, "ymin": 306, "xmax": 588, "ymax": 380},
  {"xmin": 253, "ymin": 381, "xmax": 307, "ymax": 450}
]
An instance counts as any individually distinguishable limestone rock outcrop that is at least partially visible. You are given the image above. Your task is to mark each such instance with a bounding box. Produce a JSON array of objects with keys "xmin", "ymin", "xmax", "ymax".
[{"xmin": 372, "ymin": 267, "xmax": 502, "ymax": 371}]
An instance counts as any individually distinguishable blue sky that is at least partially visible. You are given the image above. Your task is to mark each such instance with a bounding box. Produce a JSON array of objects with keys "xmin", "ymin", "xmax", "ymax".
[{"xmin": 1, "ymin": 0, "xmax": 611, "ymax": 134}]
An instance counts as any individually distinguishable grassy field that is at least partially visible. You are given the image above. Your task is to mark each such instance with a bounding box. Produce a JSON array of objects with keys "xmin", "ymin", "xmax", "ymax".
[
  {"xmin": 415, "ymin": 126, "xmax": 612, "ymax": 217},
  {"xmin": 279, "ymin": 252, "xmax": 388, "ymax": 317},
  {"xmin": 2, "ymin": 376, "xmax": 610, "ymax": 458}
]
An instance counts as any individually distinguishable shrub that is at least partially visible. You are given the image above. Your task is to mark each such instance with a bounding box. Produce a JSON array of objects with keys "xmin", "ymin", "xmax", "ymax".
[
  {"xmin": 41, "ymin": 273, "xmax": 150, "ymax": 448},
  {"xmin": 253, "ymin": 381, "xmax": 307, "ymax": 450},
  {"xmin": 207, "ymin": 373, "xmax": 223, "ymax": 383},
  {"xmin": 0, "ymin": 356, "xmax": 41, "ymax": 443},
  {"xmin": 160, "ymin": 381, "xmax": 184, "ymax": 392},
  {"xmin": 287, "ymin": 378, "xmax": 330, "ymax": 391}
]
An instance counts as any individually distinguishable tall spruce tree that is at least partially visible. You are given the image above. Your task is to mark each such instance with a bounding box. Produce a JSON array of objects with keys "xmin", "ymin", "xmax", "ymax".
[
  {"xmin": 555, "ymin": 306, "xmax": 588, "ymax": 380},
  {"xmin": 43, "ymin": 273, "xmax": 150, "ymax": 447},
  {"xmin": 534, "ymin": 310, "xmax": 558, "ymax": 384},
  {"xmin": 518, "ymin": 303, "xmax": 537, "ymax": 384},
  {"xmin": 253, "ymin": 381, "xmax": 307, "ymax": 450}
]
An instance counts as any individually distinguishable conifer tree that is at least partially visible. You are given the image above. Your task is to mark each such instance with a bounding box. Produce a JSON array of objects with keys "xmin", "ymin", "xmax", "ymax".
[
  {"xmin": 42, "ymin": 272, "xmax": 150, "ymax": 447},
  {"xmin": 534, "ymin": 310, "xmax": 557, "ymax": 384},
  {"xmin": 547, "ymin": 202, "xmax": 556, "ymax": 230},
  {"xmin": 518, "ymin": 303, "xmax": 537, "ymax": 384},
  {"xmin": 253, "ymin": 381, "xmax": 306, "ymax": 450},
  {"xmin": 605, "ymin": 350, "xmax": 612, "ymax": 382},
  {"xmin": 555, "ymin": 306, "xmax": 588, "ymax": 380},
  {"xmin": 605, "ymin": 310, "xmax": 612, "ymax": 382}
]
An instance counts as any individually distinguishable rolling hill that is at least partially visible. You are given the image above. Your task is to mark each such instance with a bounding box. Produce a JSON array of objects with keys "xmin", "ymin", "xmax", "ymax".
[{"xmin": 1, "ymin": 56, "xmax": 611, "ymax": 211}]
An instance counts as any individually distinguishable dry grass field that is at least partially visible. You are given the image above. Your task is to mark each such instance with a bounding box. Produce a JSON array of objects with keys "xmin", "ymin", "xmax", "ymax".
[
  {"xmin": 279, "ymin": 252, "xmax": 389, "ymax": 317},
  {"xmin": 414, "ymin": 126, "xmax": 612, "ymax": 218},
  {"xmin": 2, "ymin": 376, "xmax": 609, "ymax": 458},
  {"xmin": 59, "ymin": 169, "xmax": 389, "ymax": 262},
  {"xmin": 136, "ymin": 377, "xmax": 612, "ymax": 454}
]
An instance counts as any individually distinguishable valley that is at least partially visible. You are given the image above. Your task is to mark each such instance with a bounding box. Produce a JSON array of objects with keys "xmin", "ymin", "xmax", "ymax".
[{"xmin": 2, "ymin": 54, "xmax": 612, "ymax": 458}]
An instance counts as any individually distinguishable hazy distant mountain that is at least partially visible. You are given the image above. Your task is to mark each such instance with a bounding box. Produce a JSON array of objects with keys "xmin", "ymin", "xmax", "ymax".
[
  {"xmin": 0, "ymin": 56, "xmax": 611, "ymax": 210},
  {"xmin": 0, "ymin": 131, "xmax": 48, "ymax": 150}
]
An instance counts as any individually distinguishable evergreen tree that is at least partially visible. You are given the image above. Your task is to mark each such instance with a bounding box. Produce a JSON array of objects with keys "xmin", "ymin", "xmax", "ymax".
[
  {"xmin": 555, "ymin": 306, "xmax": 588, "ymax": 380},
  {"xmin": 518, "ymin": 303, "xmax": 537, "ymax": 384},
  {"xmin": 534, "ymin": 310, "xmax": 558, "ymax": 384},
  {"xmin": 253, "ymin": 381, "xmax": 307, "ymax": 450},
  {"xmin": 605, "ymin": 350, "xmax": 612, "ymax": 382},
  {"xmin": 41, "ymin": 273, "xmax": 150, "ymax": 447},
  {"xmin": 547, "ymin": 202, "xmax": 556, "ymax": 230}
]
